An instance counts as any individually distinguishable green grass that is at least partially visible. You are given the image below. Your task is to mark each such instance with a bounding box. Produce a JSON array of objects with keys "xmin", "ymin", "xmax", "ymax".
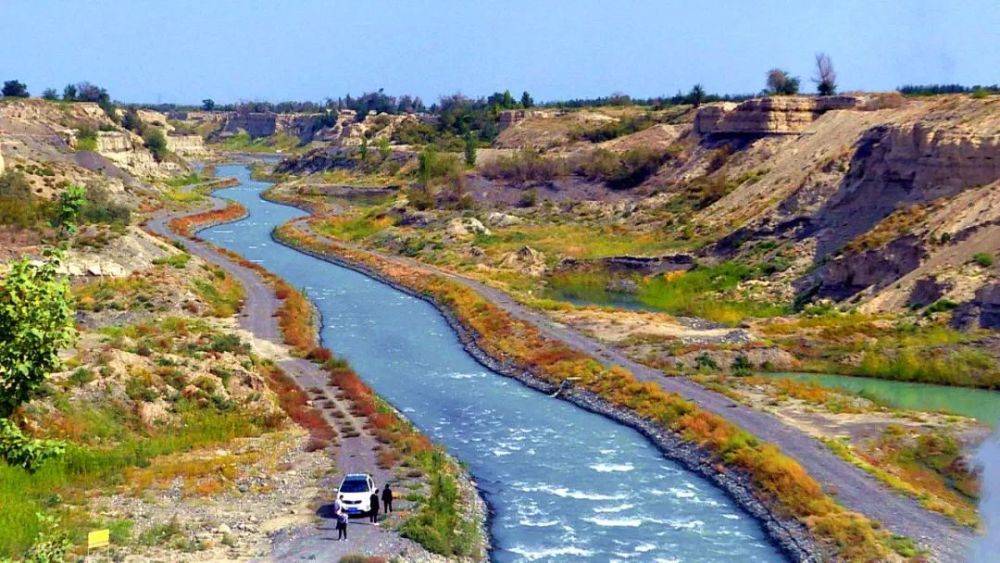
[
  {"xmin": 152, "ymin": 253, "xmax": 191, "ymax": 269},
  {"xmin": 767, "ymin": 314, "xmax": 1000, "ymax": 388},
  {"xmin": 214, "ymin": 131, "xmax": 302, "ymax": 154},
  {"xmin": 855, "ymin": 346, "xmax": 998, "ymax": 388},
  {"xmin": 165, "ymin": 174, "xmax": 205, "ymax": 188},
  {"xmin": 0, "ymin": 405, "xmax": 268, "ymax": 558},
  {"xmin": 314, "ymin": 211, "xmax": 396, "ymax": 242},
  {"xmin": 474, "ymin": 223, "xmax": 694, "ymax": 260},
  {"xmin": 191, "ymin": 269, "xmax": 244, "ymax": 317},
  {"xmin": 398, "ymin": 450, "xmax": 480, "ymax": 557},
  {"xmin": 546, "ymin": 262, "xmax": 789, "ymax": 325}
]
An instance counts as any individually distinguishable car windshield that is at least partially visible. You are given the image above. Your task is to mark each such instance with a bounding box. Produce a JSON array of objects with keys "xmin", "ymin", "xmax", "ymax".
[{"xmin": 339, "ymin": 479, "xmax": 369, "ymax": 493}]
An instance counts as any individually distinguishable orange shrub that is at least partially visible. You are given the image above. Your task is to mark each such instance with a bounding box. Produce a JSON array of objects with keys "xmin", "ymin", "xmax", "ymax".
[
  {"xmin": 261, "ymin": 363, "xmax": 336, "ymax": 444},
  {"xmin": 168, "ymin": 201, "xmax": 246, "ymax": 237}
]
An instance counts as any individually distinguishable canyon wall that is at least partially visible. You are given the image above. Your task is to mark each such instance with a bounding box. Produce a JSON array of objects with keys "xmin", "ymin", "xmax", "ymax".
[
  {"xmin": 804, "ymin": 123, "xmax": 1000, "ymax": 302},
  {"xmin": 95, "ymin": 131, "xmax": 178, "ymax": 177},
  {"xmin": 220, "ymin": 111, "xmax": 325, "ymax": 140},
  {"xmin": 695, "ymin": 96, "xmax": 864, "ymax": 135},
  {"xmin": 814, "ymin": 124, "xmax": 1000, "ymax": 255},
  {"xmin": 165, "ymin": 134, "xmax": 207, "ymax": 156},
  {"xmin": 222, "ymin": 112, "xmax": 278, "ymax": 138}
]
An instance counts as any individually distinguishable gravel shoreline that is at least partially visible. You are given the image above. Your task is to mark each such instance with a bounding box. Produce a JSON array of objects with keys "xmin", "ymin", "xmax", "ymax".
[{"xmin": 272, "ymin": 228, "xmax": 821, "ymax": 563}]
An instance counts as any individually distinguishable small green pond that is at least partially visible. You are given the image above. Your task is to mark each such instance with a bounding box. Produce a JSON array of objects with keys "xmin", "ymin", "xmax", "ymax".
[{"xmin": 762, "ymin": 372, "xmax": 1000, "ymax": 426}]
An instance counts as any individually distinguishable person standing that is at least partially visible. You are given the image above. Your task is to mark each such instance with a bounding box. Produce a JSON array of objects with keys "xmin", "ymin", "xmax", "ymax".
[
  {"xmin": 369, "ymin": 488, "xmax": 381, "ymax": 525},
  {"xmin": 336, "ymin": 507, "xmax": 348, "ymax": 540},
  {"xmin": 382, "ymin": 483, "xmax": 393, "ymax": 513}
]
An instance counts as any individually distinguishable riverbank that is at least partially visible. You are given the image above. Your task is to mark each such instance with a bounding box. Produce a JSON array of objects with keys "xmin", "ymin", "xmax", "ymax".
[
  {"xmin": 276, "ymin": 231, "xmax": 818, "ymax": 559},
  {"xmin": 272, "ymin": 218, "xmax": 904, "ymax": 561},
  {"xmin": 145, "ymin": 183, "xmax": 488, "ymax": 561}
]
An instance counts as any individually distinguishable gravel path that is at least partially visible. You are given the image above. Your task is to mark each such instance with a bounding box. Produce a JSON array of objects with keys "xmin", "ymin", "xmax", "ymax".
[
  {"xmin": 145, "ymin": 198, "xmax": 429, "ymax": 562},
  {"xmin": 291, "ymin": 219, "xmax": 978, "ymax": 563}
]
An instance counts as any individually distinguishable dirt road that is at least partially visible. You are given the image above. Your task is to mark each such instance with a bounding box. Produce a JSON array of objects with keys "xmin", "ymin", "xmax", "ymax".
[
  {"xmin": 290, "ymin": 219, "xmax": 978, "ymax": 562},
  {"xmin": 145, "ymin": 199, "xmax": 428, "ymax": 562}
]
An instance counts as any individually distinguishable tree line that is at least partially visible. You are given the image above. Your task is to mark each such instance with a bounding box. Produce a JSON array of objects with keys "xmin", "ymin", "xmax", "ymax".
[{"xmin": 6, "ymin": 51, "xmax": 999, "ymax": 127}]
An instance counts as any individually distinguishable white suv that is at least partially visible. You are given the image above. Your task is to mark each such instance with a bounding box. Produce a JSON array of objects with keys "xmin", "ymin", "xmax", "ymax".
[{"xmin": 337, "ymin": 473, "xmax": 376, "ymax": 516}]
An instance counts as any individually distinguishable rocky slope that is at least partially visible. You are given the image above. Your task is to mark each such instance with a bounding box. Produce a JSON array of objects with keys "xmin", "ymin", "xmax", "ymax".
[
  {"xmin": 658, "ymin": 95, "xmax": 1000, "ymax": 320},
  {"xmin": 0, "ymin": 99, "xmax": 181, "ymax": 192}
]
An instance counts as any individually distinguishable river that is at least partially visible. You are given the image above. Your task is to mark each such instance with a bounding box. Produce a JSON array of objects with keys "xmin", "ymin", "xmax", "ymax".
[{"xmin": 200, "ymin": 164, "xmax": 784, "ymax": 562}]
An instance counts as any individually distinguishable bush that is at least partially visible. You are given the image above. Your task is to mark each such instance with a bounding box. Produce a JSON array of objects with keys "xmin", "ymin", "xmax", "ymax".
[
  {"xmin": 74, "ymin": 126, "xmax": 98, "ymax": 151},
  {"xmin": 405, "ymin": 185, "xmax": 435, "ymax": 211},
  {"xmin": 572, "ymin": 147, "xmax": 670, "ymax": 189},
  {"xmin": 463, "ymin": 133, "xmax": 477, "ymax": 166},
  {"xmin": 143, "ymin": 128, "xmax": 169, "ymax": 162},
  {"xmin": 924, "ymin": 299, "xmax": 959, "ymax": 315},
  {"xmin": 392, "ymin": 120, "xmax": 440, "ymax": 146},
  {"xmin": 79, "ymin": 185, "xmax": 131, "ymax": 226},
  {"xmin": 417, "ymin": 148, "xmax": 463, "ymax": 184},
  {"xmin": 572, "ymin": 113, "xmax": 658, "ymax": 142},
  {"xmin": 209, "ymin": 334, "xmax": 246, "ymax": 354},
  {"xmin": 152, "ymin": 253, "xmax": 191, "ymax": 269},
  {"xmin": 480, "ymin": 149, "xmax": 564, "ymax": 183},
  {"xmin": 516, "ymin": 188, "xmax": 537, "ymax": 208},
  {"xmin": 0, "ymin": 420, "xmax": 65, "ymax": 472},
  {"xmin": 121, "ymin": 108, "xmax": 145, "ymax": 134},
  {"xmin": 732, "ymin": 355, "xmax": 753, "ymax": 376},
  {"xmin": 0, "ymin": 172, "xmax": 44, "ymax": 227},
  {"xmin": 972, "ymin": 252, "xmax": 995, "ymax": 268}
]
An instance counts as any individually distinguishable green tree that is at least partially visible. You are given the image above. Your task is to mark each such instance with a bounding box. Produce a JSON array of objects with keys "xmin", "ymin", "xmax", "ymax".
[
  {"xmin": 375, "ymin": 136, "xmax": 391, "ymax": 160},
  {"xmin": 53, "ymin": 185, "xmax": 86, "ymax": 236},
  {"xmin": 814, "ymin": 53, "xmax": 837, "ymax": 96},
  {"xmin": 41, "ymin": 88, "xmax": 59, "ymax": 101},
  {"xmin": 75, "ymin": 82, "xmax": 117, "ymax": 120},
  {"xmin": 520, "ymin": 91, "xmax": 534, "ymax": 109},
  {"xmin": 503, "ymin": 90, "xmax": 515, "ymax": 108},
  {"xmin": 121, "ymin": 107, "xmax": 145, "ymax": 134},
  {"xmin": 0, "ymin": 253, "xmax": 75, "ymax": 418},
  {"xmin": 0, "ymin": 253, "xmax": 75, "ymax": 470},
  {"xmin": 143, "ymin": 128, "xmax": 168, "ymax": 161},
  {"xmin": 765, "ymin": 68, "xmax": 800, "ymax": 95},
  {"xmin": 2, "ymin": 80, "xmax": 28, "ymax": 98},
  {"xmin": 463, "ymin": 133, "xmax": 477, "ymax": 167},
  {"xmin": 687, "ymin": 84, "xmax": 706, "ymax": 107},
  {"xmin": 202, "ymin": 98, "xmax": 216, "ymax": 111},
  {"xmin": 62, "ymin": 83, "xmax": 77, "ymax": 101}
]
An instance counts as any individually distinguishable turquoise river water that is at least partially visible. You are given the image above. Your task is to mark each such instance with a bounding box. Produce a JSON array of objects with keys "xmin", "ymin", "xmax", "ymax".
[{"xmin": 201, "ymin": 164, "xmax": 783, "ymax": 562}]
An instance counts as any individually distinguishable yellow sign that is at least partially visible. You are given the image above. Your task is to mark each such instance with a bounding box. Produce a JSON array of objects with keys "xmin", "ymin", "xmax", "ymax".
[{"xmin": 87, "ymin": 529, "xmax": 110, "ymax": 549}]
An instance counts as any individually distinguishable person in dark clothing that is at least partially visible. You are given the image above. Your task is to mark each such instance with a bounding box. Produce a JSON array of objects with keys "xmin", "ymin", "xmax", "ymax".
[
  {"xmin": 336, "ymin": 509, "xmax": 348, "ymax": 540},
  {"xmin": 369, "ymin": 489, "xmax": 380, "ymax": 524},
  {"xmin": 382, "ymin": 484, "xmax": 393, "ymax": 513}
]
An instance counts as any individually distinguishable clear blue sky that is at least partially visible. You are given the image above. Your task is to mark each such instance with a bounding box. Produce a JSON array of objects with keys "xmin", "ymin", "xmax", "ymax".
[{"xmin": 2, "ymin": 0, "xmax": 997, "ymax": 105}]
